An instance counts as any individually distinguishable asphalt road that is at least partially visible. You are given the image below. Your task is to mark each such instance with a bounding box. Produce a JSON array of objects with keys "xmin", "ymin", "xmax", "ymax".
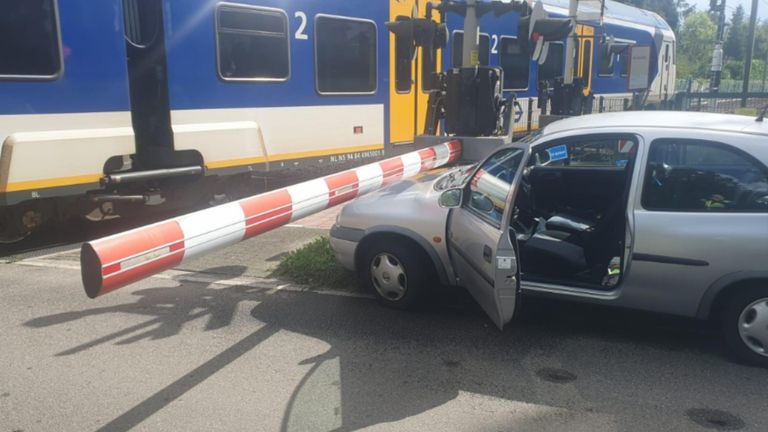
[{"xmin": 1, "ymin": 230, "xmax": 767, "ymax": 432}]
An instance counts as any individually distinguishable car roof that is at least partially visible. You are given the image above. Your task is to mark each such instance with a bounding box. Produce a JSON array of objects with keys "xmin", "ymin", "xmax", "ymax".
[{"xmin": 540, "ymin": 111, "xmax": 768, "ymax": 138}]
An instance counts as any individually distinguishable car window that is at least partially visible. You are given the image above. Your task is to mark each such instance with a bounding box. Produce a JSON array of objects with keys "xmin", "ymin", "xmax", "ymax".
[
  {"xmin": 531, "ymin": 137, "xmax": 637, "ymax": 168},
  {"xmin": 467, "ymin": 148, "xmax": 525, "ymax": 225},
  {"xmin": 642, "ymin": 139, "xmax": 768, "ymax": 212}
]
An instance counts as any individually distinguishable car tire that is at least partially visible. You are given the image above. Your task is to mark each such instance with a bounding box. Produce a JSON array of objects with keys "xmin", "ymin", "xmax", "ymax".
[
  {"xmin": 359, "ymin": 240, "xmax": 435, "ymax": 310},
  {"xmin": 721, "ymin": 285, "xmax": 768, "ymax": 368}
]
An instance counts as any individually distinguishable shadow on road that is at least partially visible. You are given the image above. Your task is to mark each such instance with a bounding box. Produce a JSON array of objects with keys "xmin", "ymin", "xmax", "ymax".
[
  {"xmin": 25, "ymin": 266, "xmax": 252, "ymax": 356},
  {"xmin": 24, "ymin": 269, "xmax": 762, "ymax": 431}
]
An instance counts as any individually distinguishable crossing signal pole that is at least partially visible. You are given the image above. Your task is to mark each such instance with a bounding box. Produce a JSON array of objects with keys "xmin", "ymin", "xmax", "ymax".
[
  {"xmin": 710, "ymin": 0, "xmax": 726, "ymax": 93},
  {"xmin": 741, "ymin": 0, "xmax": 759, "ymax": 106},
  {"xmin": 564, "ymin": 0, "xmax": 578, "ymax": 85}
]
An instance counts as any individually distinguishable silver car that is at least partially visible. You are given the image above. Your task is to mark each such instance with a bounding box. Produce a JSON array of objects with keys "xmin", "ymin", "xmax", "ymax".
[{"xmin": 330, "ymin": 111, "xmax": 768, "ymax": 366}]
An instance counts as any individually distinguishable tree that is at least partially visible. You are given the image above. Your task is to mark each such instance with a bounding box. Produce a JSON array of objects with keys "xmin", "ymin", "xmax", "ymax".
[
  {"xmin": 724, "ymin": 58, "xmax": 744, "ymax": 79},
  {"xmin": 724, "ymin": 5, "xmax": 747, "ymax": 61},
  {"xmin": 677, "ymin": 11, "xmax": 717, "ymax": 78},
  {"xmin": 676, "ymin": 0, "xmax": 696, "ymax": 20},
  {"xmin": 754, "ymin": 20, "xmax": 768, "ymax": 63}
]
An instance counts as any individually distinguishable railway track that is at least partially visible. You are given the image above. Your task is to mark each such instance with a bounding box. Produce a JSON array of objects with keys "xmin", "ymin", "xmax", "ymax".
[{"xmin": 0, "ymin": 170, "xmax": 329, "ymax": 262}]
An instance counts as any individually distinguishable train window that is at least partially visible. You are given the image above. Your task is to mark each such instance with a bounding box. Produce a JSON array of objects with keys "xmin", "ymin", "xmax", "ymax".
[
  {"xmin": 315, "ymin": 15, "xmax": 377, "ymax": 94},
  {"xmin": 598, "ymin": 50, "xmax": 614, "ymax": 76},
  {"xmin": 619, "ymin": 50, "xmax": 629, "ymax": 76},
  {"xmin": 451, "ymin": 32, "xmax": 490, "ymax": 67},
  {"xmin": 538, "ymin": 42, "xmax": 564, "ymax": 82},
  {"xmin": 0, "ymin": 0, "xmax": 62, "ymax": 79},
  {"xmin": 499, "ymin": 37, "xmax": 529, "ymax": 90},
  {"xmin": 671, "ymin": 41, "xmax": 676, "ymax": 65},
  {"xmin": 216, "ymin": 4, "xmax": 290, "ymax": 81}
]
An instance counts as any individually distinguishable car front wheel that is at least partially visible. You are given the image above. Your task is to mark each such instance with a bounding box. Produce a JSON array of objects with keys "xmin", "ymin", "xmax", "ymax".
[
  {"xmin": 721, "ymin": 286, "xmax": 768, "ymax": 368},
  {"xmin": 360, "ymin": 240, "xmax": 434, "ymax": 310}
]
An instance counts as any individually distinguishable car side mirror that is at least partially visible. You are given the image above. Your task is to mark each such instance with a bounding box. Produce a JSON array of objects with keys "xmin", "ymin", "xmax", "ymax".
[{"xmin": 439, "ymin": 188, "xmax": 464, "ymax": 208}]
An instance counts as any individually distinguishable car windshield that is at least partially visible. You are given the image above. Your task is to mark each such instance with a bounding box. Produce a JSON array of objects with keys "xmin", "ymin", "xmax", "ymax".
[
  {"xmin": 434, "ymin": 133, "xmax": 539, "ymax": 192},
  {"xmin": 434, "ymin": 163, "xmax": 478, "ymax": 191},
  {"xmin": 516, "ymin": 129, "xmax": 542, "ymax": 145}
]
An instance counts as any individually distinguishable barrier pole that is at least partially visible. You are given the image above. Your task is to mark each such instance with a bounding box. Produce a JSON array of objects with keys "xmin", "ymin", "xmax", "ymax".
[{"xmin": 81, "ymin": 140, "xmax": 462, "ymax": 298}]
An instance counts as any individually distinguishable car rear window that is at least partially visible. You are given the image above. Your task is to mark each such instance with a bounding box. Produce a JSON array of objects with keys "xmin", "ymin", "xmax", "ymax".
[{"xmin": 642, "ymin": 139, "xmax": 768, "ymax": 212}]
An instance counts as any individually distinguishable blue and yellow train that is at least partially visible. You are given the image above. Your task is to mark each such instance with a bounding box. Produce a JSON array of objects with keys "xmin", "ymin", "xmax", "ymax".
[{"xmin": 0, "ymin": 0, "xmax": 675, "ymax": 241}]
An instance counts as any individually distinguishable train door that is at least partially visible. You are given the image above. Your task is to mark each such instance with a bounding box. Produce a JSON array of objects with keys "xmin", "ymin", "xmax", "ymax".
[
  {"xmin": 659, "ymin": 39, "xmax": 674, "ymax": 100},
  {"xmin": 389, "ymin": 0, "xmax": 441, "ymax": 145},
  {"xmin": 666, "ymin": 40, "xmax": 676, "ymax": 95},
  {"xmin": 575, "ymin": 24, "xmax": 594, "ymax": 96}
]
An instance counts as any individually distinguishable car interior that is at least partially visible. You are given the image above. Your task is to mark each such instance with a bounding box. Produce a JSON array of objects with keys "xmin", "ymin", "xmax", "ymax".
[{"xmin": 510, "ymin": 137, "xmax": 637, "ymax": 289}]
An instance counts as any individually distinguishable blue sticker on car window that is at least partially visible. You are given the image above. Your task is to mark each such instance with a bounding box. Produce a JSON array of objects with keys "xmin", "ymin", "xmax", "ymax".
[
  {"xmin": 547, "ymin": 145, "xmax": 568, "ymax": 161},
  {"xmin": 616, "ymin": 159, "xmax": 628, "ymax": 167}
]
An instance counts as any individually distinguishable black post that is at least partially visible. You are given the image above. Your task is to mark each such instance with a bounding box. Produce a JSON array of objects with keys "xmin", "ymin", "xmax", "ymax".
[
  {"xmin": 742, "ymin": 0, "xmax": 759, "ymax": 107},
  {"xmin": 527, "ymin": 98, "xmax": 533, "ymax": 132},
  {"xmin": 674, "ymin": 92, "xmax": 685, "ymax": 110},
  {"xmin": 710, "ymin": 0, "xmax": 726, "ymax": 92},
  {"xmin": 599, "ymin": 96, "xmax": 605, "ymax": 113}
]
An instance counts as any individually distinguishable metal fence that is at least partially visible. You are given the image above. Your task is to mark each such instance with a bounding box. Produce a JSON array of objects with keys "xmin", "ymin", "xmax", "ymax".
[
  {"xmin": 515, "ymin": 90, "xmax": 768, "ymax": 135},
  {"xmin": 672, "ymin": 91, "xmax": 768, "ymax": 114},
  {"xmin": 593, "ymin": 96, "xmax": 631, "ymax": 113},
  {"xmin": 676, "ymin": 79, "xmax": 768, "ymax": 94}
]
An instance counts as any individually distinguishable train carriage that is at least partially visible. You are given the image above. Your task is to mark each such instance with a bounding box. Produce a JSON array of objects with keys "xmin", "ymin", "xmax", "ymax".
[{"xmin": 0, "ymin": 0, "xmax": 675, "ymax": 241}]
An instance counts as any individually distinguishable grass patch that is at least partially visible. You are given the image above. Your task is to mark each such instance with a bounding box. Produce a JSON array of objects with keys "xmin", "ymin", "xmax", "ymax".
[
  {"xmin": 735, "ymin": 107, "xmax": 758, "ymax": 116},
  {"xmin": 274, "ymin": 236, "xmax": 358, "ymax": 289}
]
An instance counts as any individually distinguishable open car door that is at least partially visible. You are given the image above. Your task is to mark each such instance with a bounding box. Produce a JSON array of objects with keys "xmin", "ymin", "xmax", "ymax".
[{"xmin": 446, "ymin": 148, "xmax": 523, "ymax": 329}]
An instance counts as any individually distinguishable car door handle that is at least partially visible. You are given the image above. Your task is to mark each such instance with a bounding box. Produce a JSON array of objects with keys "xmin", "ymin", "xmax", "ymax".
[{"xmin": 483, "ymin": 245, "xmax": 492, "ymax": 263}]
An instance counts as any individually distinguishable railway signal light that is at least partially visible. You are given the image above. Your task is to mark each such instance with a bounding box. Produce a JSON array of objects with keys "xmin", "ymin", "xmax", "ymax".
[
  {"xmin": 518, "ymin": 1, "xmax": 573, "ymax": 62},
  {"xmin": 386, "ymin": 16, "xmax": 447, "ymax": 91},
  {"xmin": 385, "ymin": 16, "xmax": 448, "ymax": 53}
]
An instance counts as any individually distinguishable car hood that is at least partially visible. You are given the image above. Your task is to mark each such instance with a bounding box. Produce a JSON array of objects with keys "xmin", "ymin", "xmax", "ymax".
[{"xmin": 339, "ymin": 167, "xmax": 460, "ymax": 231}]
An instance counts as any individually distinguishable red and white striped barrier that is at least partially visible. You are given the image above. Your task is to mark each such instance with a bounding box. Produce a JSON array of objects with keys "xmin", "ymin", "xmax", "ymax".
[
  {"xmin": 470, "ymin": 168, "xmax": 512, "ymax": 208},
  {"xmin": 81, "ymin": 140, "xmax": 462, "ymax": 298}
]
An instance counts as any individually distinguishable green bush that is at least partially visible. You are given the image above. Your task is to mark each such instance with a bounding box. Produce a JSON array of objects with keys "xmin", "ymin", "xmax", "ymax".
[{"xmin": 274, "ymin": 236, "xmax": 357, "ymax": 289}]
